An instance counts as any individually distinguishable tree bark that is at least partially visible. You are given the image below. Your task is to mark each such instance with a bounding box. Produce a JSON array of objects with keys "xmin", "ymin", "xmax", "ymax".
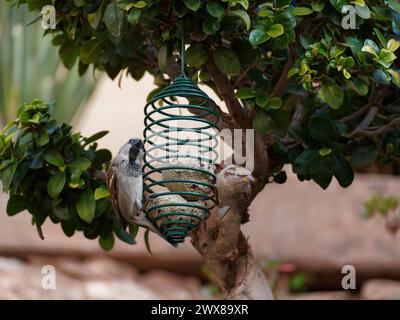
[
  {"xmin": 190, "ymin": 206, "xmax": 273, "ymax": 300},
  {"xmin": 147, "ymin": 49, "xmax": 273, "ymax": 299}
]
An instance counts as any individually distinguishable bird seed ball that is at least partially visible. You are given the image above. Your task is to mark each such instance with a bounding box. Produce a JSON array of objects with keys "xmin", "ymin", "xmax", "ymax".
[
  {"xmin": 162, "ymin": 158, "xmax": 215, "ymax": 201},
  {"xmin": 146, "ymin": 194, "xmax": 207, "ymax": 231}
]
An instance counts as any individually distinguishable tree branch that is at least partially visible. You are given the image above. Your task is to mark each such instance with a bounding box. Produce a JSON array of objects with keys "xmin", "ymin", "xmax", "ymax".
[
  {"xmin": 270, "ymin": 44, "xmax": 295, "ymax": 98},
  {"xmin": 89, "ymin": 168, "xmax": 107, "ymax": 182},
  {"xmin": 355, "ymin": 116, "xmax": 400, "ymax": 137},
  {"xmin": 347, "ymin": 106, "xmax": 379, "ymax": 139},
  {"xmin": 190, "ymin": 207, "xmax": 273, "ymax": 300},
  {"xmin": 206, "ymin": 59, "xmax": 252, "ymax": 129},
  {"xmin": 341, "ymin": 85, "xmax": 379, "ymax": 123}
]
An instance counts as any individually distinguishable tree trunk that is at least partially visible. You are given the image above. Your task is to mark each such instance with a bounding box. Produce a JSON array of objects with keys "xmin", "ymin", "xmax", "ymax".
[{"xmin": 190, "ymin": 206, "xmax": 273, "ymax": 300}]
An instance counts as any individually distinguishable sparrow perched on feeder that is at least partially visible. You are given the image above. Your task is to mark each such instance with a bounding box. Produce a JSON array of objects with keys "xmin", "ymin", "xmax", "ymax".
[
  {"xmin": 106, "ymin": 138, "xmax": 162, "ymax": 237},
  {"xmin": 161, "ymin": 158, "xmax": 215, "ymax": 201},
  {"xmin": 215, "ymin": 164, "xmax": 256, "ymax": 219}
]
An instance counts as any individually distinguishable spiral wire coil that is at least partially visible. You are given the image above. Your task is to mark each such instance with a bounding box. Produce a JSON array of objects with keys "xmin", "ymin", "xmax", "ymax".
[{"xmin": 143, "ymin": 74, "xmax": 220, "ymax": 244}]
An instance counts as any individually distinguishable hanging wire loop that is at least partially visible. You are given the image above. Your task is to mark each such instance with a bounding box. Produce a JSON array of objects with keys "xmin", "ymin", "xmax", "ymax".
[{"xmin": 143, "ymin": 75, "xmax": 220, "ymax": 245}]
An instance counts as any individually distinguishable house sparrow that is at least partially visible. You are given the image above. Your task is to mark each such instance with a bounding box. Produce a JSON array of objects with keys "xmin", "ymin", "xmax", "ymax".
[
  {"xmin": 106, "ymin": 138, "xmax": 162, "ymax": 237},
  {"xmin": 146, "ymin": 193, "xmax": 207, "ymax": 242},
  {"xmin": 215, "ymin": 164, "xmax": 255, "ymax": 219},
  {"xmin": 161, "ymin": 158, "xmax": 215, "ymax": 201}
]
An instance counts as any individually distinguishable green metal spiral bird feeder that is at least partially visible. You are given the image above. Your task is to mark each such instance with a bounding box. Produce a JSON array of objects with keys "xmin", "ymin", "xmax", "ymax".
[{"xmin": 143, "ymin": 28, "xmax": 219, "ymax": 245}]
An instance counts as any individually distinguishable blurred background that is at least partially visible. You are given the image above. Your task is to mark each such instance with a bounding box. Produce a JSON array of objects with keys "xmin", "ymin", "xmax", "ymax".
[{"xmin": 1, "ymin": 3, "xmax": 400, "ymax": 300}]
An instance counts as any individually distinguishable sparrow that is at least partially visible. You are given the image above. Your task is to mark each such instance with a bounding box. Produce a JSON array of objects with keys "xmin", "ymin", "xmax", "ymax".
[
  {"xmin": 215, "ymin": 164, "xmax": 256, "ymax": 219},
  {"xmin": 161, "ymin": 158, "xmax": 215, "ymax": 201},
  {"xmin": 106, "ymin": 138, "xmax": 162, "ymax": 237}
]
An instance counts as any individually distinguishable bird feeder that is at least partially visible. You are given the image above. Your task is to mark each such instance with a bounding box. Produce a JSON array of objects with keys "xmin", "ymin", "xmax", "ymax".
[{"xmin": 143, "ymin": 30, "xmax": 219, "ymax": 245}]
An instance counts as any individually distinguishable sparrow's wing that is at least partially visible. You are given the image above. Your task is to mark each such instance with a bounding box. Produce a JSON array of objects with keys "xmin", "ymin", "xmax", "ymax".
[{"xmin": 106, "ymin": 165, "xmax": 125, "ymax": 225}]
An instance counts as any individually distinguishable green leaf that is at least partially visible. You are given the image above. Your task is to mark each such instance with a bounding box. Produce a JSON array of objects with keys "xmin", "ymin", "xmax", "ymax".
[
  {"xmin": 36, "ymin": 128, "xmax": 49, "ymax": 147},
  {"xmin": 288, "ymin": 67, "xmax": 299, "ymax": 78},
  {"xmin": 53, "ymin": 203, "xmax": 70, "ymax": 221},
  {"xmin": 387, "ymin": 39, "xmax": 400, "ymax": 52},
  {"xmin": 362, "ymin": 39, "xmax": 379, "ymax": 56},
  {"xmin": 292, "ymin": 7, "xmax": 314, "ymax": 16},
  {"xmin": 330, "ymin": 44, "xmax": 346, "ymax": 58},
  {"xmin": 311, "ymin": 1, "xmax": 325, "ymax": 11},
  {"xmin": 129, "ymin": 224, "xmax": 139, "ymax": 239},
  {"xmin": 351, "ymin": 145, "xmax": 378, "ymax": 167},
  {"xmin": 74, "ymin": 0, "xmax": 85, "ymax": 7},
  {"xmin": 346, "ymin": 36, "xmax": 363, "ymax": 54},
  {"xmin": 256, "ymin": 95, "xmax": 269, "ymax": 107},
  {"xmin": 329, "ymin": 0, "xmax": 347, "ymax": 11},
  {"xmin": 76, "ymin": 188, "xmax": 96, "ymax": 223},
  {"xmin": 320, "ymin": 83, "xmax": 344, "ymax": 109},
  {"xmin": 300, "ymin": 33, "xmax": 314, "ymax": 50},
  {"xmin": 93, "ymin": 149, "xmax": 113, "ymax": 165},
  {"xmin": 228, "ymin": 10, "xmax": 251, "ymax": 31},
  {"xmin": 355, "ymin": 3, "xmax": 370, "ymax": 19},
  {"xmin": 99, "ymin": 233, "xmax": 115, "ymax": 251},
  {"xmin": 7, "ymin": 195, "xmax": 27, "ymax": 216},
  {"xmin": 268, "ymin": 97, "xmax": 283, "ymax": 109},
  {"xmin": 95, "ymin": 185, "xmax": 110, "ymax": 200},
  {"xmin": 333, "ymin": 154, "xmax": 354, "ymax": 188},
  {"xmin": 213, "ymin": 48, "xmax": 240, "ymax": 76},
  {"xmin": 388, "ymin": 69, "xmax": 400, "ymax": 85},
  {"xmin": 114, "ymin": 220, "xmax": 137, "ymax": 244},
  {"xmin": 202, "ymin": 17, "xmax": 220, "ymax": 35},
  {"xmin": 84, "ymin": 131, "xmax": 109, "ymax": 146},
  {"xmin": 80, "ymin": 39, "xmax": 102, "ymax": 64},
  {"xmin": 236, "ymin": 88, "xmax": 256, "ymax": 99},
  {"xmin": 104, "ymin": 2, "xmax": 124, "ymax": 37},
  {"xmin": 59, "ymin": 44, "xmax": 78, "ymax": 69},
  {"xmin": 308, "ymin": 116, "xmax": 340, "ymax": 145},
  {"xmin": 373, "ymin": 70, "xmax": 391, "ymax": 85},
  {"xmin": 349, "ymin": 77, "xmax": 369, "ymax": 96},
  {"xmin": 387, "ymin": 0, "xmax": 400, "ymax": 13},
  {"xmin": 307, "ymin": 154, "xmax": 334, "ymax": 189},
  {"xmin": 253, "ymin": 111, "xmax": 270, "ymax": 135},
  {"xmin": 47, "ymin": 171, "xmax": 66, "ymax": 199},
  {"xmin": 144, "ymin": 229, "xmax": 153, "ymax": 255},
  {"xmin": 87, "ymin": 2, "xmax": 103, "ymax": 29},
  {"xmin": 267, "ymin": 24, "xmax": 284, "ymax": 38},
  {"xmin": 183, "ymin": 0, "xmax": 201, "ymax": 11},
  {"xmin": 69, "ymin": 157, "xmax": 91, "ymax": 180},
  {"xmin": 236, "ymin": 0, "xmax": 249, "ymax": 10},
  {"xmin": 319, "ymin": 148, "xmax": 332, "ymax": 157},
  {"xmin": 43, "ymin": 149, "xmax": 65, "ymax": 167},
  {"xmin": 206, "ymin": 2, "xmax": 224, "ymax": 18},
  {"xmin": 132, "ymin": 1, "xmax": 147, "ymax": 8},
  {"xmin": 186, "ymin": 44, "xmax": 209, "ymax": 67},
  {"xmin": 127, "ymin": 9, "xmax": 141, "ymax": 25},
  {"xmin": 374, "ymin": 28, "xmax": 387, "ymax": 48},
  {"xmin": 158, "ymin": 45, "xmax": 168, "ymax": 72},
  {"xmin": 249, "ymin": 29, "xmax": 269, "ymax": 45}
]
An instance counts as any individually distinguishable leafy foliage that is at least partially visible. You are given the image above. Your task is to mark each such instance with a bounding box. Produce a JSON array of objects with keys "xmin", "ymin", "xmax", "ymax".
[
  {"xmin": 363, "ymin": 194, "xmax": 399, "ymax": 218},
  {"xmin": 5, "ymin": 1, "xmax": 400, "ymax": 190},
  {"xmin": 0, "ymin": 2, "xmax": 97, "ymax": 124},
  {"xmin": 0, "ymin": 100, "xmax": 136, "ymax": 249}
]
